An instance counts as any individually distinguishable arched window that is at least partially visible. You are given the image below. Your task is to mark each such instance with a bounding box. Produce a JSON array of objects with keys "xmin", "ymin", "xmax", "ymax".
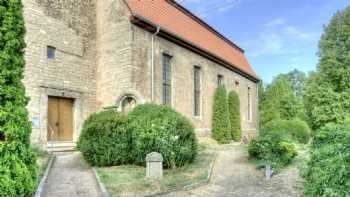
[{"xmin": 120, "ymin": 96, "xmax": 137, "ymax": 113}]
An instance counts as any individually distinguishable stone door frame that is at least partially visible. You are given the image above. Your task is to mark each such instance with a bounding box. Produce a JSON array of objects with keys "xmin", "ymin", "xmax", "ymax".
[{"xmin": 39, "ymin": 86, "xmax": 83, "ymax": 143}]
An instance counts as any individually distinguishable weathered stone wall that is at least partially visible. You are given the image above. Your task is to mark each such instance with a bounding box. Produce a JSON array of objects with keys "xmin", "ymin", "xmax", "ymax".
[
  {"xmin": 23, "ymin": 0, "xmax": 97, "ymax": 145},
  {"xmin": 96, "ymin": 0, "xmax": 139, "ymax": 109},
  {"xmin": 132, "ymin": 25, "xmax": 259, "ymax": 138},
  {"xmin": 23, "ymin": 0, "xmax": 259, "ymax": 145}
]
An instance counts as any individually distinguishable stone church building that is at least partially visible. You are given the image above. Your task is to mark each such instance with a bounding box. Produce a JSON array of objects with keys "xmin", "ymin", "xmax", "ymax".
[{"xmin": 22, "ymin": 0, "xmax": 260, "ymax": 149}]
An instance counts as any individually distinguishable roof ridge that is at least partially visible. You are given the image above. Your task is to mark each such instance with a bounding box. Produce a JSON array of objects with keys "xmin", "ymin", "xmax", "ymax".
[{"xmin": 166, "ymin": 0, "xmax": 244, "ymax": 53}]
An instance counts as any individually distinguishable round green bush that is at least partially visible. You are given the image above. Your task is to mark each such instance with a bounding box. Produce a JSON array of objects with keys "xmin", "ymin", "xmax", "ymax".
[
  {"xmin": 77, "ymin": 110, "xmax": 131, "ymax": 166},
  {"xmin": 128, "ymin": 104, "xmax": 198, "ymax": 168},
  {"xmin": 302, "ymin": 122, "xmax": 350, "ymax": 197},
  {"xmin": 248, "ymin": 132, "xmax": 298, "ymax": 170},
  {"xmin": 262, "ymin": 119, "xmax": 311, "ymax": 144}
]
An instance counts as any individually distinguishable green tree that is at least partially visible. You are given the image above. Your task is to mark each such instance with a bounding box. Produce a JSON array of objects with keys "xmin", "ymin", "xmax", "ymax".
[
  {"xmin": 261, "ymin": 76, "xmax": 302, "ymax": 125},
  {"xmin": 228, "ymin": 91, "xmax": 241, "ymax": 141},
  {"xmin": 212, "ymin": 85, "xmax": 231, "ymax": 144},
  {"xmin": 258, "ymin": 81, "xmax": 265, "ymax": 110},
  {"xmin": 281, "ymin": 69, "xmax": 307, "ymax": 97},
  {"xmin": 304, "ymin": 5, "xmax": 350, "ymax": 130},
  {"xmin": 0, "ymin": 0, "xmax": 38, "ymax": 196}
]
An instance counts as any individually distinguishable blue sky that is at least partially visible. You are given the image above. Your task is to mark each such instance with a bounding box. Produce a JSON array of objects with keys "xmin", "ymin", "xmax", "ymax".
[{"xmin": 178, "ymin": 0, "xmax": 350, "ymax": 83}]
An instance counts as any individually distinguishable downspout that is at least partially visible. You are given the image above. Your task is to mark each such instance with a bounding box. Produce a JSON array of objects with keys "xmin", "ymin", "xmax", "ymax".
[{"xmin": 151, "ymin": 26, "xmax": 160, "ymax": 102}]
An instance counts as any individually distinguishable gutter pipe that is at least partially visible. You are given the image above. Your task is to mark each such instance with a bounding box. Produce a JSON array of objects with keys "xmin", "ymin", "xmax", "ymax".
[{"xmin": 151, "ymin": 26, "xmax": 160, "ymax": 101}]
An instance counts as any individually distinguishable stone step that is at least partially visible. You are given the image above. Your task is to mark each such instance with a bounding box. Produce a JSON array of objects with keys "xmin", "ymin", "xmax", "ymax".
[{"xmin": 47, "ymin": 141, "xmax": 76, "ymax": 152}]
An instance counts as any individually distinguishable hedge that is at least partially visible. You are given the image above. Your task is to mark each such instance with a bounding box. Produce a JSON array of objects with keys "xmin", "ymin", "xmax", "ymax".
[
  {"xmin": 128, "ymin": 104, "xmax": 198, "ymax": 168},
  {"xmin": 261, "ymin": 119, "xmax": 311, "ymax": 144},
  {"xmin": 301, "ymin": 122, "xmax": 350, "ymax": 196},
  {"xmin": 77, "ymin": 110, "xmax": 131, "ymax": 166}
]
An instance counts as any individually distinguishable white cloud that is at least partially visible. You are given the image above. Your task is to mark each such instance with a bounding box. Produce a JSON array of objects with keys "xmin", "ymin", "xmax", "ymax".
[
  {"xmin": 178, "ymin": 0, "xmax": 241, "ymax": 18},
  {"xmin": 245, "ymin": 18, "xmax": 317, "ymax": 57},
  {"xmin": 283, "ymin": 26, "xmax": 315, "ymax": 41},
  {"xmin": 265, "ymin": 18, "xmax": 285, "ymax": 27}
]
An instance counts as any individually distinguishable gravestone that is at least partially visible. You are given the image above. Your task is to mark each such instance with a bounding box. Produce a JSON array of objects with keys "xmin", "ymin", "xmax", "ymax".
[{"xmin": 146, "ymin": 152, "xmax": 163, "ymax": 179}]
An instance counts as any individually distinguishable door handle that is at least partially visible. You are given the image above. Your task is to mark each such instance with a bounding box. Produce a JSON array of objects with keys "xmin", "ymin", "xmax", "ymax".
[{"xmin": 55, "ymin": 122, "xmax": 59, "ymax": 127}]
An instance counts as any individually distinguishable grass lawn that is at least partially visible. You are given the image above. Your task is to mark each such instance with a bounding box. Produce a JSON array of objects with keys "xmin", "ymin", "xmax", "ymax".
[
  {"xmin": 32, "ymin": 146, "xmax": 52, "ymax": 184},
  {"xmin": 96, "ymin": 138, "xmax": 217, "ymax": 196}
]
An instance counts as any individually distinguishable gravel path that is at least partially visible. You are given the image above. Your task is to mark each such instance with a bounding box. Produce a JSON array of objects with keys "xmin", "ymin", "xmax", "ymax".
[
  {"xmin": 41, "ymin": 152, "xmax": 102, "ymax": 197},
  {"xmin": 165, "ymin": 144, "xmax": 303, "ymax": 197}
]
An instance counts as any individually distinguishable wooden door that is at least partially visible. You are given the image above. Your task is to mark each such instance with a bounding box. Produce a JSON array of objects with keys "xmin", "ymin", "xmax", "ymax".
[{"xmin": 48, "ymin": 97, "xmax": 74, "ymax": 141}]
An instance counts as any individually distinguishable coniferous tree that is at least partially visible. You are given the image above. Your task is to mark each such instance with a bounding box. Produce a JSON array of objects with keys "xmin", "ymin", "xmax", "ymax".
[
  {"xmin": 0, "ymin": 0, "xmax": 37, "ymax": 196},
  {"xmin": 212, "ymin": 86, "xmax": 231, "ymax": 144},
  {"xmin": 228, "ymin": 91, "xmax": 242, "ymax": 141},
  {"xmin": 304, "ymin": 5, "xmax": 350, "ymax": 130}
]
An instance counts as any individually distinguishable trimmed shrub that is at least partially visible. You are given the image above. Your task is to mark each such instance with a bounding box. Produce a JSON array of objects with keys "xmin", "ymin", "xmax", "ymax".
[
  {"xmin": 128, "ymin": 104, "xmax": 198, "ymax": 168},
  {"xmin": 212, "ymin": 86, "xmax": 231, "ymax": 144},
  {"xmin": 0, "ymin": 0, "xmax": 38, "ymax": 196},
  {"xmin": 261, "ymin": 119, "xmax": 311, "ymax": 144},
  {"xmin": 77, "ymin": 110, "xmax": 131, "ymax": 166},
  {"xmin": 228, "ymin": 91, "xmax": 242, "ymax": 141},
  {"xmin": 301, "ymin": 123, "xmax": 350, "ymax": 197},
  {"xmin": 248, "ymin": 132, "xmax": 298, "ymax": 170}
]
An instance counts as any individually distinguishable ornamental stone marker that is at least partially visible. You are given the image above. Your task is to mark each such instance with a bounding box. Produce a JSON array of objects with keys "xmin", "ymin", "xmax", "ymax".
[{"xmin": 146, "ymin": 152, "xmax": 163, "ymax": 179}]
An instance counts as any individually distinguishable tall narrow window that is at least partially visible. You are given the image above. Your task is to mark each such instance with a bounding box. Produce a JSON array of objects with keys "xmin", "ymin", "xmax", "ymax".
[
  {"xmin": 193, "ymin": 66, "xmax": 201, "ymax": 117},
  {"xmin": 248, "ymin": 87, "xmax": 252, "ymax": 121},
  {"xmin": 217, "ymin": 74, "xmax": 223, "ymax": 86},
  {"xmin": 47, "ymin": 46, "xmax": 56, "ymax": 59},
  {"xmin": 162, "ymin": 54, "xmax": 172, "ymax": 105}
]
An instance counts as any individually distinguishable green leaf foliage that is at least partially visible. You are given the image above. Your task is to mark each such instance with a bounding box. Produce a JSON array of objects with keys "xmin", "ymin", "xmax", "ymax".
[
  {"xmin": 301, "ymin": 122, "xmax": 350, "ymax": 197},
  {"xmin": 261, "ymin": 76, "xmax": 304, "ymax": 125},
  {"xmin": 248, "ymin": 132, "xmax": 297, "ymax": 170},
  {"xmin": 128, "ymin": 104, "xmax": 198, "ymax": 168},
  {"xmin": 304, "ymin": 6, "xmax": 350, "ymax": 130},
  {"xmin": 77, "ymin": 110, "xmax": 131, "ymax": 166},
  {"xmin": 280, "ymin": 69, "xmax": 307, "ymax": 97},
  {"xmin": 0, "ymin": 0, "xmax": 38, "ymax": 196},
  {"xmin": 211, "ymin": 86, "xmax": 231, "ymax": 144},
  {"xmin": 228, "ymin": 91, "xmax": 242, "ymax": 141},
  {"xmin": 261, "ymin": 119, "xmax": 311, "ymax": 144}
]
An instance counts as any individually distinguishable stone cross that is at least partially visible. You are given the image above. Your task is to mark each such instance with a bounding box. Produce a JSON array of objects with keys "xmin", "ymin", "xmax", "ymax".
[{"xmin": 146, "ymin": 152, "xmax": 163, "ymax": 179}]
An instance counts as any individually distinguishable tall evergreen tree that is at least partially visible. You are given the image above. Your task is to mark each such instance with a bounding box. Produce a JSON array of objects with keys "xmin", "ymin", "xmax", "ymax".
[
  {"xmin": 0, "ymin": 0, "xmax": 37, "ymax": 196},
  {"xmin": 228, "ymin": 91, "xmax": 242, "ymax": 141},
  {"xmin": 212, "ymin": 86, "xmax": 231, "ymax": 144},
  {"xmin": 304, "ymin": 5, "xmax": 350, "ymax": 130}
]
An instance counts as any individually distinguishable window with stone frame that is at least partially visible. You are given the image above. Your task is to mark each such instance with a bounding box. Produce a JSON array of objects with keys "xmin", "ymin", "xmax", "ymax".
[
  {"xmin": 193, "ymin": 66, "xmax": 201, "ymax": 117},
  {"xmin": 162, "ymin": 54, "xmax": 172, "ymax": 105}
]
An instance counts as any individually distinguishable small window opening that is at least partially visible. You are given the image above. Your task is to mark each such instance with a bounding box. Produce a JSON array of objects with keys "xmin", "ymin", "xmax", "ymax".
[
  {"xmin": 47, "ymin": 46, "xmax": 56, "ymax": 59},
  {"xmin": 217, "ymin": 74, "xmax": 223, "ymax": 86}
]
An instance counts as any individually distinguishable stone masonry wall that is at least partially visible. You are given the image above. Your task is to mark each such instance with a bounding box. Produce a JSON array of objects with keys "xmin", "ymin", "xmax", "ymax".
[
  {"xmin": 132, "ymin": 25, "xmax": 259, "ymax": 138},
  {"xmin": 96, "ymin": 0, "xmax": 139, "ymax": 109},
  {"xmin": 23, "ymin": 0, "xmax": 97, "ymax": 145}
]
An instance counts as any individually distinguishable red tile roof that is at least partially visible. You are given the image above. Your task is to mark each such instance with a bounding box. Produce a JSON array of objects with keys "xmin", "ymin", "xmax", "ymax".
[{"xmin": 126, "ymin": 0, "xmax": 258, "ymax": 80}]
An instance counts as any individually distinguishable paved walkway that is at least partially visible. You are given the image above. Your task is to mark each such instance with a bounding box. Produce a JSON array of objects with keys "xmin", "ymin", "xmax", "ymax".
[
  {"xmin": 165, "ymin": 144, "xmax": 303, "ymax": 197},
  {"xmin": 42, "ymin": 152, "xmax": 102, "ymax": 197}
]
